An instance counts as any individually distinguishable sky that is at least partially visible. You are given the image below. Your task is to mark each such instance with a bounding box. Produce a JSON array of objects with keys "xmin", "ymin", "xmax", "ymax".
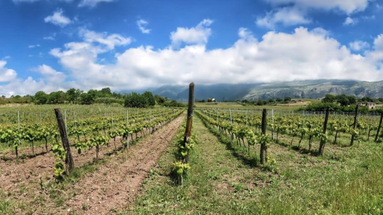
[{"xmin": 0, "ymin": 0, "xmax": 383, "ymax": 96}]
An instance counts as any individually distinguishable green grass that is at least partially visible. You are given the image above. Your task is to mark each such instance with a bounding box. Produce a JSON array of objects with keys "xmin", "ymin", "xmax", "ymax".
[
  {"xmin": 131, "ymin": 113, "xmax": 383, "ymax": 214},
  {"xmin": 195, "ymin": 102, "xmax": 305, "ymax": 111}
]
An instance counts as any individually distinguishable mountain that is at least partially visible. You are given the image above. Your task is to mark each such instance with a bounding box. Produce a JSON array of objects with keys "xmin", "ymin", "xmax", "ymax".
[{"xmin": 150, "ymin": 80, "xmax": 383, "ymax": 101}]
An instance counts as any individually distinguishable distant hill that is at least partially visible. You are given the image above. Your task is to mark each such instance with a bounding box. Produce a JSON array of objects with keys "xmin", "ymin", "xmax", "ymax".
[{"xmin": 149, "ymin": 80, "xmax": 383, "ymax": 101}]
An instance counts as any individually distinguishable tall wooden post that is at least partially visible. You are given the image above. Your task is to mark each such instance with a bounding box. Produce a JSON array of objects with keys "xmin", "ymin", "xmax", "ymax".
[
  {"xmin": 318, "ymin": 107, "xmax": 329, "ymax": 156},
  {"xmin": 375, "ymin": 112, "xmax": 383, "ymax": 143},
  {"xmin": 54, "ymin": 108, "xmax": 75, "ymax": 173},
  {"xmin": 350, "ymin": 105, "xmax": 359, "ymax": 146},
  {"xmin": 183, "ymin": 82, "xmax": 195, "ymax": 163},
  {"xmin": 260, "ymin": 108, "xmax": 267, "ymax": 164}
]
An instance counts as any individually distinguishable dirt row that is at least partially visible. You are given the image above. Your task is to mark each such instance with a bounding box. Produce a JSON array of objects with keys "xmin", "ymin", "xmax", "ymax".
[
  {"xmin": 0, "ymin": 121, "xmax": 170, "ymax": 193},
  {"xmin": 1, "ymin": 114, "xmax": 184, "ymax": 214},
  {"xmin": 50, "ymin": 115, "xmax": 184, "ymax": 214}
]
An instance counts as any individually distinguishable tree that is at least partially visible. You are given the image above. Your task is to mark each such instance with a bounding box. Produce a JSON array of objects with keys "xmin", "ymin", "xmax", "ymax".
[
  {"xmin": 48, "ymin": 91, "xmax": 66, "ymax": 104},
  {"xmin": 335, "ymin": 94, "xmax": 350, "ymax": 106},
  {"xmin": 322, "ymin": 94, "xmax": 336, "ymax": 103},
  {"xmin": 100, "ymin": 87, "xmax": 112, "ymax": 96},
  {"xmin": 284, "ymin": 97, "xmax": 292, "ymax": 102},
  {"xmin": 66, "ymin": 88, "xmax": 80, "ymax": 104},
  {"xmin": 276, "ymin": 98, "xmax": 283, "ymax": 103},
  {"xmin": 125, "ymin": 92, "xmax": 148, "ymax": 108},
  {"xmin": 80, "ymin": 92, "xmax": 94, "ymax": 105},
  {"xmin": 87, "ymin": 89, "xmax": 97, "ymax": 100},
  {"xmin": 154, "ymin": 95, "xmax": 167, "ymax": 104},
  {"xmin": 268, "ymin": 98, "xmax": 275, "ymax": 103},
  {"xmin": 347, "ymin": 95, "xmax": 356, "ymax": 105},
  {"xmin": 142, "ymin": 91, "xmax": 155, "ymax": 106},
  {"xmin": 34, "ymin": 91, "xmax": 48, "ymax": 104}
]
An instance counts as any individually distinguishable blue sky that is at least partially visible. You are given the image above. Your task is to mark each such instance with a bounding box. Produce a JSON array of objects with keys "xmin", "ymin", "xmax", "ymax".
[{"xmin": 0, "ymin": 0, "xmax": 383, "ymax": 96}]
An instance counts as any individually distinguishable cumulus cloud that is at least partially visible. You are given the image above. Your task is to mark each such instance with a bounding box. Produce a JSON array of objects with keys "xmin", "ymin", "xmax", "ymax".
[
  {"xmin": 78, "ymin": 0, "xmax": 115, "ymax": 7},
  {"xmin": 343, "ymin": 17, "xmax": 358, "ymax": 25},
  {"xmin": 46, "ymin": 25, "xmax": 382, "ymax": 93},
  {"xmin": 349, "ymin": 40, "xmax": 370, "ymax": 51},
  {"xmin": 43, "ymin": 36, "xmax": 55, "ymax": 40},
  {"xmin": 136, "ymin": 19, "xmax": 151, "ymax": 34},
  {"xmin": 13, "ymin": 0, "xmax": 73, "ymax": 2},
  {"xmin": 31, "ymin": 64, "xmax": 67, "ymax": 84},
  {"xmin": 368, "ymin": 34, "xmax": 383, "ymax": 62},
  {"xmin": 79, "ymin": 28, "xmax": 132, "ymax": 49},
  {"xmin": 266, "ymin": 0, "xmax": 370, "ymax": 14},
  {"xmin": 28, "ymin": 44, "xmax": 40, "ymax": 48},
  {"xmin": 0, "ymin": 60, "xmax": 17, "ymax": 82},
  {"xmin": 170, "ymin": 19, "xmax": 213, "ymax": 48},
  {"xmin": 374, "ymin": 34, "xmax": 383, "ymax": 50},
  {"xmin": 44, "ymin": 9, "xmax": 71, "ymax": 27},
  {"xmin": 256, "ymin": 6, "xmax": 311, "ymax": 29},
  {"xmin": 3, "ymin": 22, "xmax": 383, "ymax": 96},
  {"xmin": 0, "ymin": 63, "xmax": 71, "ymax": 97}
]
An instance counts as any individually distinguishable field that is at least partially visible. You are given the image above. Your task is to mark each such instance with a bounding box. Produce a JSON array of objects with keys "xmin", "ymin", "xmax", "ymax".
[{"xmin": 1, "ymin": 103, "xmax": 383, "ymax": 214}]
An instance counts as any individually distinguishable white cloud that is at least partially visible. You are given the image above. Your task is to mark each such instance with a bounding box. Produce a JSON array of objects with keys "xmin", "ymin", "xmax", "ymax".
[
  {"xmin": 343, "ymin": 17, "xmax": 358, "ymax": 25},
  {"xmin": 13, "ymin": 0, "xmax": 73, "ymax": 2},
  {"xmin": 28, "ymin": 44, "xmax": 40, "ymax": 48},
  {"xmin": 238, "ymin": 28, "xmax": 254, "ymax": 39},
  {"xmin": 79, "ymin": 28, "xmax": 132, "ymax": 50},
  {"xmin": 12, "ymin": 0, "xmax": 40, "ymax": 2},
  {"xmin": 78, "ymin": 0, "xmax": 115, "ymax": 7},
  {"xmin": 0, "ymin": 63, "xmax": 70, "ymax": 97},
  {"xmin": 374, "ymin": 34, "xmax": 383, "ymax": 51},
  {"xmin": 43, "ymin": 36, "xmax": 55, "ymax": 40},
  {"xmin": 31, "ymin": 64, "xmax": 66, "ymax": 84},
  {"xmin": 170, "ymin": 19, "xmax": 213, "ymax": 48},
  {"xmin": 136, "ymin": 19, "xmax": 151, "ymax": 34},
  {"xmin": 44, "ymin": 9, "xmax": 71, "ymax": 27},
  {"xmin": 266, "ymin": 0, "xmax": 370, "ymax": 14},
  {"xmin": 46, "ymin": 26, "xmax": 382, "ymax": 93},
  {"xmin": 349, "ymin": 40, "xmax": 370, "ymax": 51},
  {"xmin": 256, "ymin": 6, "xmax": 311, "ymax": 29},
  {"xmin": 4, "ymin": 23, "xmax": 383, "ymax": 96},
  {"xmin": 0, "ymin": 60, "xmax": 17, "ymax": 82}
]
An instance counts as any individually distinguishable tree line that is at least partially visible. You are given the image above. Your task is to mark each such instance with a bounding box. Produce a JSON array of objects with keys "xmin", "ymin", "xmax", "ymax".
[
  {"xmin": 300, "ymin": 94, "xmax": 383, "ymax": 113},
  {"xmin": 0, "ymin": 87, "xmax": 185, "ymax": 107}
]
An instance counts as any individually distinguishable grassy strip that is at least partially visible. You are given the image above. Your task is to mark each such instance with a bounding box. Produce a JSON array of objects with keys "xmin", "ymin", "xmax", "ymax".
[{"xmin": 131, "ymin": 112, "xmax": 383, "ymax": 214}]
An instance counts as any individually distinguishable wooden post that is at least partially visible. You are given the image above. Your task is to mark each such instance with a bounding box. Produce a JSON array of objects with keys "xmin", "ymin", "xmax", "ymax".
[
  {"xmin": 375, "ymin": 112, "xmax": 383, "ymax": 143},
  {"xmin": 126, "ymin": 110, "xmax": 129, "ymax": 148},
  {"xmin": 260, "ymin": 108, "xmax": 267, "ymax": 164},
  {"xmin": 17, "ymin": 111, "xmax": 20, "ymax": 158},
  {"xmin": 183, "ymin": 82, "xmax": 195, "ymax": 163},
  {"xmin": 318, "ymin": 107, "xmax": 329, "ymax": 156},
  {"xmin": 350, "ymin": 105, "xmax": 359, "ymax": 146},
  {"xmin": 54, "ymin": 108, "xmax": 75, "ymax": 173},
  {"xmin": 271, "ymin": 109, "xmax": 274, "ymax": 140}
]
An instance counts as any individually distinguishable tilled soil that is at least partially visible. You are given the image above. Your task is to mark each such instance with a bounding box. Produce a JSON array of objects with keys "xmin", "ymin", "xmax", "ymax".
[
  {"xmin": 53, "ymin": 115, "xmax": 183, "ymax": 214},
  {"xmin": 0, "ymin": 124, "xmax": 163, "ymax": 193},
  {"xmin": 1, "ymin": 115, "xmax": 184, "ymax": 214}
]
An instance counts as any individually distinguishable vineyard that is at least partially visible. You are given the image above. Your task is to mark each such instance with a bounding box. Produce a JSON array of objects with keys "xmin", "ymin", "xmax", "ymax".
[
  {"xmin": 196, "ymin": 107, "xmax": 383, "ymax": 158},
  {"xmin": 1, "ymin": 100, "xmax": 383, "ymax": 214}
]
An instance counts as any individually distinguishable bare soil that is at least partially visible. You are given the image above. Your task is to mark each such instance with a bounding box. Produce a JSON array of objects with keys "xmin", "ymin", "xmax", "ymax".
[
  {"xmin": 52, "ymin": 115, "xmax": 184, "ymax": 214},
  {"xmin": 0, "ymin": 115, "xmax": 184, "ymax": 214}
]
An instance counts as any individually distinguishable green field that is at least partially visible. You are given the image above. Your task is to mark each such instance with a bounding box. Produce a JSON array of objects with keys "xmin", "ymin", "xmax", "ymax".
[
  {"xmin": 0, "ymin": 103, "xmax": 382, "ymax": 214},
  {"xmin": 194, "ymin": 101, "xmax": 311, "ymax": 111}
]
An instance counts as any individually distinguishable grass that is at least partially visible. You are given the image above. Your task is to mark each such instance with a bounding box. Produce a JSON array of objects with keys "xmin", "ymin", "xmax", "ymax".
[
  {"xmin": 131, "ymin": 113, "xmax": 383, "ymax": 214},
  {"xmin": 195, "ymin": 102, "xmax": 307, "ymax": 111}
]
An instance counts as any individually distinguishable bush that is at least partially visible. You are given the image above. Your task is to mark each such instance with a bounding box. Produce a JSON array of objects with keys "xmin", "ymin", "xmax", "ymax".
[{"xmin": 301, "ymin": 102, "xmax": 369, "ymax": 113}]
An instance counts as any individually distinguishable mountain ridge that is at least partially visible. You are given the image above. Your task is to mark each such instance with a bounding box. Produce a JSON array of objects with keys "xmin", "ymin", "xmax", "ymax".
[{"xmin": 149, "ymin": 80, "xmax": 383, "ymax": 101}]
